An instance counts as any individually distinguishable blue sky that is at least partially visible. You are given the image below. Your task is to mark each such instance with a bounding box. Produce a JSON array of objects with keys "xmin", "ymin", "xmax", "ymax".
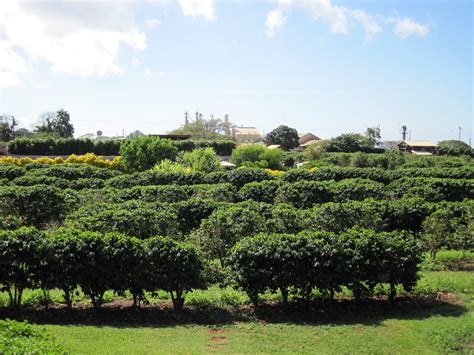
[{"xmin": 0, "ymin": 0, "xmax": 472, "ymax": 142}]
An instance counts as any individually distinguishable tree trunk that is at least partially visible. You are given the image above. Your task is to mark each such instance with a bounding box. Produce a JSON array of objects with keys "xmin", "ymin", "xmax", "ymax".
[{"xmin": 280, "ymin": 287, "xmax": 288, "ymax": 306}]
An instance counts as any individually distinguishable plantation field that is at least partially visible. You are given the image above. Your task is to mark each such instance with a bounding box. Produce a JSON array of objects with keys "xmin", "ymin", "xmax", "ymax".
[
  {"xmin": 3, "ymin": 270, "xmax": 471, "ymax": 354},
  {"xmin": 0, "ymin": 154, "xmax": 473, "ymax": 353}
]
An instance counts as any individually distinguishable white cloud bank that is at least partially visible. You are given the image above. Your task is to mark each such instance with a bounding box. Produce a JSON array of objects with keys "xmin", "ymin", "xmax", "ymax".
[
  {"xmin": 265, "ymin": 0, "xmax": 428, "ymax": 40},
  {"xmin": 0, "ymin": 1, "xmax": 146, "ymax": 88}
]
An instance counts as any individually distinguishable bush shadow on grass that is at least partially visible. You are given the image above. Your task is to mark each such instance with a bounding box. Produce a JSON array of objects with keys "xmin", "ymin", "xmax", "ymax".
[{"xmin": 0, "ymin": 294, "xmax": 468, "ymax": 329}]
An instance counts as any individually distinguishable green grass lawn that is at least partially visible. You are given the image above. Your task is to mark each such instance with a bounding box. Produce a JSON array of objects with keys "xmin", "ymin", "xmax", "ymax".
[{"xmin": 22, "ymin": 270, "xmax": 469, "ymax": 354}]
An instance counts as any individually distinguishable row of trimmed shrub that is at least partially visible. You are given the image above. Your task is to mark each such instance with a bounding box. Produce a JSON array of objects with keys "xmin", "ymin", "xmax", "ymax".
[
  {"xmin": 229, "ymin": 230, "xmax": 422, "ymax": 305},
  {"xmin": 0, "ymin": 227, "xmax": 204, "ymax": 310},
  {"xmin": 6, "ymin": 138, "xmax": 236, "ymax": 156},
  {"xmin": 7, "ymin": 138, "xmax": 121, "ymax": 155},
  {"xmin": 0, "ymin": 154, "xmax": 121, "ymax": 169},
  {"xmin": 0, "ymin": 227, "xmax": 422, "ymax": 309},
  {"xmin": 3, "ymin": 175, "xmax": 472, "ymax": 205},
  {"xmin": 2, "ymin": 164, "xmax": 473, "ymax": 186}
]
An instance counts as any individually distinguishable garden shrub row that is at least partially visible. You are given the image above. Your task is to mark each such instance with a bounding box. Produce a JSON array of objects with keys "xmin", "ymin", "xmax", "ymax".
[
  {"xmin": 6, "ymin": 138, "xmax": 236, "ymax": 156},
  {"xmin": 0, "ymin": 227, "xmax": 205, "ymax": 310},
  {"xmin": 7, "ymin": 138, "xmax": 121, "ymax": 155},
  {"xmin": 2, "ymin": 163, "xmax": 472, "ymax": 187},
  {"xmin": 229, "ymin": 230, "xmax": 422, "ymax": 305}
]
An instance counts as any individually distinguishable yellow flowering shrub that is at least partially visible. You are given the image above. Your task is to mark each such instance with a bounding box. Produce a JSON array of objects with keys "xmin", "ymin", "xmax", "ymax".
[
  {"xmin": 0, "ymin": 153, "xmax": 121, "ymax": 169},
  {"xmin": 265, "ymin": 168, "xmax": 285, "ymax": 176}
]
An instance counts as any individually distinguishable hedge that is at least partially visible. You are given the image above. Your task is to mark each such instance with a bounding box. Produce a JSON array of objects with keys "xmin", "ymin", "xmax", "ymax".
[
  {"xmin": 7, "ymin": 137, "xmax": 236, "ymax": 157},
  {"xmin": 228, "ymin": 230, "xmax": 422, "ymax": 305},
  {"xmin": 0, "ymin": 227, "xmax": 205, "ymax": 309}
]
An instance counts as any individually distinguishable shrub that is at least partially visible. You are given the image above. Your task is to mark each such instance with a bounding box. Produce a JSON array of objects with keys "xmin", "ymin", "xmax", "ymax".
[
  {"xmin": 231, "ymin": 144, "xmax": 283, "ymax": 169},
  {"xmin": 224, "ymin": 168, "xmax": 274, "ymax": 187},
  {"xmin": 228, "ymin": 230, "xmax": 422, "ymax": 306},
  {"xmin": 66, "ymin": 204, "xmax": 180, "ymax": 239},
  {"xmin": 0, "ymin": 185, "xmax": 68, "ymax": 227},
  {"xmin": 276, "ymin": 180, "xmax": 333, "ymax": 208},
  {"xmin": 0, "ymin": 164, "xmax": 25, "ymax": 180},
  {"xmin": 119, "ymin": 136, "xmax": 178, "ymax": 172},
  {"xmin": 0, "ymin": 228, "xmax": 44, "ymax": 308},
  {"xmin": 238, "ymin": 180, "xmax": 281, "ymax": 203},
  {"xmin": 437, "ymin": 140, "xmax": 474, "ymax": 157},
  {"xmin": 180, "ymin": 147, "xmax": 221, "ymax": 173},
  {"xmin": 192, "ymin": 204, "xmax": 267, "ymax": 266},
  {"xmin": 145, "ymin": 237, "xmax": 205, "ymax": 310}
]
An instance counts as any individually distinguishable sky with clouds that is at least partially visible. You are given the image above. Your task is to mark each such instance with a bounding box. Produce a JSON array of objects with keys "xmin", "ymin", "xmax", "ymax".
[{"xmin": 0, "ymin": 0, "xmax": 472, "ymax": 142}]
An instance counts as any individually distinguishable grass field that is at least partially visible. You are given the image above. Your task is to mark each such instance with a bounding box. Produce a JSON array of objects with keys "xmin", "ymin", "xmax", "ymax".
[{"xmin": 1, "ymin": 268, "xmax": 467, "ymax": 354}]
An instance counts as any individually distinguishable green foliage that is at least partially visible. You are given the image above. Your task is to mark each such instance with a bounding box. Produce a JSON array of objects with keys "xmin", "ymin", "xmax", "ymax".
[
  {"xmin": 120, "ymin": 136, "xmax": 178, "ymax": 172},
  {"xmin": 0, "ymin": 319, "xmax": 64, "ymax": 353},
  {"xmin": 0, "ymin": 164, "xmax": 25, "ymax": 180},
  {"xmin": 238, "ymin": 180, "xmax": 281, "ymax": 203},
  {"xmin": 228, "ymin": 230, "xmax": 422, "ymax": 305},
  {"xmin": 180, "ymin": 147, "xmax": 221, "ymax": 173},
  {"xmin": 325, "ymin": 133, "xmax": 383, "ymax": 153},
  {"xmin": 66, "ymin": 203, "xmax": 180, "ymax": 239},
  {"xmin": 437, "ymin": 140, "xmax": 473, "ymax": 157},
  {"xmin": 192, "ymin": 203, "xmax": 267, "ymax": 265},
  {"xmin": 146, "ymin": 237, "xmax": 205, "ymax": 310},
  {"xmin": 7, "ymin": 137, "xmax": 120, "ymax": 155},
  {"xmin": 264, "ymin": 125, "xmax": 299, "ymax": 150},
  {"xmin": 35, "ymin": 109, "xmax": 74, "ymax": 138},
  {"xmin": 0, "ymin": 185, "xmax": 68, "ymax": 227},
  {"xmin": 0, "ymin": 228, "xmax": 44, "ymax": 307},
  {"xmin": 231, "ymin": 144, "xmax": 283, "ymax": 169},
  {"xmin": 173, "ymin": 139, "xmax": 236, "ymax": 156}
]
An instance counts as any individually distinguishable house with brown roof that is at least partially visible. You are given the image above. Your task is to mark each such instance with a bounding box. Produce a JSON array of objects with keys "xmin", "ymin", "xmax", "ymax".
[
  {"xmin": 398, "ymin": 140, "xmax": 437, "ymax": 155},
  {"xmin": 233, "ymin": 127, "xmax": 262, "ymax": 143},
  {"xmin": 298, "ymin": 132, "xmax": 321, "ymax": 148}
]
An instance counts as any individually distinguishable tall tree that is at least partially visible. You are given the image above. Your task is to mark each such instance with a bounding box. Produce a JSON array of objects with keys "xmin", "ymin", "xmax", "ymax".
[
  {"xmin": 264, "ymin": 125, "xmax": 299, "ymax": 150},
  {"xmin": 365, "ymin": 126, "xmax": 381, "ymax": 146},
  {"xmin": 0, "ymin": 114, "xmax": 17, "ymax": 141},
  {"xmin": 35, "ymin": 109, "xmax": 74, "ymax": 138}
]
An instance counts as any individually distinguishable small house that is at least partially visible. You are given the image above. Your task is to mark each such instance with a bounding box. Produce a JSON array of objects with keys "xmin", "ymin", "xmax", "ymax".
[
  {"xmin": 398, "ymin": 140, "xmax": 437, "ymax": 155},
  {"xmin": 233, "ymin": 127, "xmax": 262, "ymax": 143},
  {"xmin": 298, "ymin": 132, "xmax": 321, "ymax": 149}
]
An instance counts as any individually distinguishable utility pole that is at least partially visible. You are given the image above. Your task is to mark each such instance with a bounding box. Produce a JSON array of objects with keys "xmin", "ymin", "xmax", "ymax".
[
  {"xmin": 401, "ymin": 125, "xmax": 407, "ymax": 141},
  {"xmin": 458, "ymin": 126, "xmax": 462, "ymax": 143}
]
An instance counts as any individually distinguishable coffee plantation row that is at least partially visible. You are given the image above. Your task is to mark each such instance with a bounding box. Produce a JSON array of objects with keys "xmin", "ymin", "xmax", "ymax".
[
  {"xmin": 0, "ymin": 227, "xmax": 420, "ymax": 309},
  {"xmin": 0, "ymin": 161, "xmax": 472, "ymax": 310}
]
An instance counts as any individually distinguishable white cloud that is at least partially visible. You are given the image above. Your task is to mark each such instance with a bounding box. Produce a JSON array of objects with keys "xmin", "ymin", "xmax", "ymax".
[
  {"xmin": 145, "ymin": 18, "xmax": 161, "ymax": 30},
  {"xmin": 265, "ymin": 0, "xmax": 427, "ymax": 40},
  {"xmin": 178, "ymin": 0, "xmax": 214, "ymax": 20},
  {"xmin": 144, "ymin": 67, "xmax": 152, "ymax": 76},
  {"xmin": 302, "ymin": 0, "xmax": 349, "ymax": 34},
  {"xmin": 390, "ymin": 17, "xmax": 430, "ymax": 38},
  {"xmin": 0, "ymin": 0, "xmax": 146, "ymax": 88},
  {"xmin": 351, "ymin": 10, "xmax": 382, "ymax": 39},
  {"xmin": 266, "ymin": 8, "xmax": 285, "ymax": 38}
]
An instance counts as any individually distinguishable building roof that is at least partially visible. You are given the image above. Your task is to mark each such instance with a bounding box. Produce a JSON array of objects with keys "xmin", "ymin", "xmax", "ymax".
[
  {"xmin": 234, "ymin": 127, "xmax": 261, "ymax": 136},
  {"xmin": 298, "ymin": 132, "xmax": 318, "ymax": 138},
  {"xmin": 411, "ymin": 150, "xmax": 434, "ymax": 156},
  {"xmin": 267, "ymin": 144, "xmax": 281, "ymax": 149},
  {"xmin": 300, "ymin": 140, "xmax": 320, "ymax": 147},
  {"xmin": 399, "ymin": 140, "xmax": 437, "ymax": 147},
  {"xmin": 220, "ymin": 160, "xmax": 236, "ymax": 167}
]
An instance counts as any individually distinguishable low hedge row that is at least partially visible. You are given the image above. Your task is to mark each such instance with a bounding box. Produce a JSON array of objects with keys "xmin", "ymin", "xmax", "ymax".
[
  {"xmin": 7, "ymin": 138, "xmax": 121, "ymax": 155},
  {"xmin": 6, "ymin": 138, "xmax": 236, "ymax": 156},
  {"xmin": 0, "ymin": 227, "xmax": 204, "ymax": 309},
  {"xmin": 229, "ymin": 230, "xmax": 422, "ymax": 305},
  {"xmin": 2, "ymin": 163, "xmax": 472, "ymax": 187},
  {"xmin": 0, "ymin": 227, "xmax": 422, "ymax": 309}
]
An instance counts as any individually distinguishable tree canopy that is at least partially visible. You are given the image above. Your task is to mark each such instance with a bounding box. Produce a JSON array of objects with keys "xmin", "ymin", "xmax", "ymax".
[
  {"xmin": 264, "ymin": 125, "xmax": 299, "ymax": 150},
  {"xmin": 35, "ymin": 109, "xmax": 74, "ymax": 138}
]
